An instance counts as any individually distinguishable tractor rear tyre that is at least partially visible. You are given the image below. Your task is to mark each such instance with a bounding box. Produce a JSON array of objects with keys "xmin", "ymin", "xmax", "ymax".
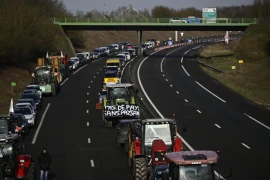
[
  {"xmin": 51, "ymin": 83, "xmax": 57, "ymax": 96},
  {"xmin": 104, "ymin": 120, "xmax": 112, "ymax": 128},
  {"xmin": 133, "ymin": 157, "xmax": 147, "ymax": 180},
  {"xmin": 26, "ymin": 162, "xmax": 36, "ymax": 180}
]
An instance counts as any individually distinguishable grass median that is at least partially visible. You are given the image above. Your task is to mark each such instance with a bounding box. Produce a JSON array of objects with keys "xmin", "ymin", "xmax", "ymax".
[{"xmin": 198, "ymin": 25, "xmax": 270, "ymax": 110}]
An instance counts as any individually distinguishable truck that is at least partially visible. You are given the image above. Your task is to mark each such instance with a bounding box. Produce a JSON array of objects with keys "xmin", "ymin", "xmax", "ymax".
[
  {"xmin": 149, "ymin": 150, "xmax": 232, "ymax": 180},
  {"xmin": 106, "ymin": 58, "xmax": 122, "ymax": 74},
  {"xmin": 96, "ymin": 83, "xmax": 140, "ymax": 127},
  {"xmin": 126, "ymin": 118, "xmax": 186, "ymax": 179},
  {"xmin": 31, "ymin": 56, "xmax": 69, "ymax": 96}
]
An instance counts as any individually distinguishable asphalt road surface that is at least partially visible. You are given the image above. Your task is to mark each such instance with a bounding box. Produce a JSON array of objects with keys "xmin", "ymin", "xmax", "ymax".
[
  {"xmin": 136, "ymin": 43, "xmax": 270, "ymax": 180},
  {"xmin": 24, "ymin": 56, "xmax": 132, "ymax": 180}
]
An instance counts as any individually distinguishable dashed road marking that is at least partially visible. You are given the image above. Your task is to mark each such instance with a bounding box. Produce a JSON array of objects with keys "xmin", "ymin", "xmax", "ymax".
[
  {"xmin": 181, "ymin": 65, "xmax": 190, "ymax": 76},
  {"xmin": 170, "ymin": 84, "xmax": 173, "ymax": 87},
  {"xmin": 87, "ymin": 122, "xmax": 89, "ymax": 126},
  {"xmin": 60, "ymin": 78, "xmax": 69, "ymax": 86},
  {"xmin": 86, "ymin": 110, "xmax": 89, "ymax": 113},
  {"xmin": 195, "ymin": 81, "xmax": 226, "ymax": 103},
  {"xmin": 88, "ymin": 138, "xmax": 91, "ymax": 143},
  {"xmin": 176, "ymin": 91, "xmax": 179, "ymax": 94},
  {"xmin": 163, "ymin": 74, "xmax": 165, "ymax": 76},
  {"xmin": 181, "ymin": 57, "xmax": 183, "ymax": 63},
  {"xmin": 166, "ymin": 79, "xmax": 168, "ymax": 81},
  {"xmin": 90, "ymin": 160, "xmax": 95, "ymax": 167},
  {"xmin": 94, "ymin": 76, "xmax": 96, "ymax": 78},
  {"xmin": 97, "ymin": 72, "xmax": 99, "ymax": 74},
  {"xmin": 91, "ymin": 81, "xmax": 93, "ymax": 83},
  {"xmin": 86, "ymin": 100, "xmax": 89, "ymax": 103},
  {"xmin": 197, "ymin": 110, "xmax": 202, "ymax": 113},
  {"xmin": 185, "ymin": 99, "xmax": 188, "ymax": 102},
  {"xmin": 87, "ymin": 92, "xmax": 89, "ymax": 95},
  {"xmin": 241, "ymin": 143, "xmax": 251, "ymax": 149},
  {"xmin": 244, "ymin": 113, "xmax": 270, "ymax": 130},
  {"xmin": 88, "ymin": 86, "xmax": 90, "ymax": 88},
  {"xmin": 215, "ymin": 124, "xmax": 221, "ymax": 128}
]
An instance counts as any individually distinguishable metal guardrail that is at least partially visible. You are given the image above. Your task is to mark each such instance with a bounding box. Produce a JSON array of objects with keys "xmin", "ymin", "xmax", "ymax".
[{"xmin": 53, "ymin": 18, "xmax": 258, "ymax": 25}]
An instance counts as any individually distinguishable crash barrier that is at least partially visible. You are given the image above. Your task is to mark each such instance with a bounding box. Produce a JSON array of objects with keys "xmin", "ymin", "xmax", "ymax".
[{"xmin": 154, "ymin": 37, "xmax": 238, "ymax": 52}]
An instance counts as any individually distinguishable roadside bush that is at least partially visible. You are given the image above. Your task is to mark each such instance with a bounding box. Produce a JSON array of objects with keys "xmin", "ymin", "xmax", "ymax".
[{"xmin": 67, "ymin": 31, "xmax": 86, "ymax": 49}]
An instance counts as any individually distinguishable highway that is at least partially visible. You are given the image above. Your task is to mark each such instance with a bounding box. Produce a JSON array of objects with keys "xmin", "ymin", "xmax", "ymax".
[
  {"xmin": 24, "ymin": 57, "xmax": 132, "ymax": 180},
  {"xmin": 135, "ymin": 43, "xmax": 270, "ymax": 180}
]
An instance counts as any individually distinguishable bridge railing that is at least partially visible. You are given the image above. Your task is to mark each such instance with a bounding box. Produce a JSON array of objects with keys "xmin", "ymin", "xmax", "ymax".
[{"xmin": 53, "ymin": 18, "xmax": 258, "ymax": 24}]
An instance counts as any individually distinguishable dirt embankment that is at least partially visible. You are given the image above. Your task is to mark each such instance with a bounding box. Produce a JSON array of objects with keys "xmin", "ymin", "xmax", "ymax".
[{"xmin": 199, "ymin": 25, "xmax": 270, "ymax": 109}]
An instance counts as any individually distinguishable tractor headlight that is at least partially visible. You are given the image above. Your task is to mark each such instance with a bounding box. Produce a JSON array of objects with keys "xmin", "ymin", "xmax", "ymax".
[{"xmin": 1, "ymin": 144, "xmax": 13, "ymax": 156}]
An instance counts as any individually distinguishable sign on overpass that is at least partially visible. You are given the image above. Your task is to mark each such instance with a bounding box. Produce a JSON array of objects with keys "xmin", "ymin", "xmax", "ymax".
[{"xmin": 202, "ymin": 8, "xmax": 217, "ymax": 23}]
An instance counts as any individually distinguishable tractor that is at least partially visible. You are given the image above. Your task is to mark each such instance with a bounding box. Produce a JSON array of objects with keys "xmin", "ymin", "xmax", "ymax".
[
  {"xmin": 31, "ymin": 56, "xmax": 69, "ymax": 96},
  {"xmin": 96, "ymin": 83, "xmax": 140, "ymax": 127},
  {"xmin": 148, "ymin": 150, "xmax": 232, "ymax": 180},
  {"xmin": 126, "ymin": 118, "xmax": 186, "ymax": 180}
]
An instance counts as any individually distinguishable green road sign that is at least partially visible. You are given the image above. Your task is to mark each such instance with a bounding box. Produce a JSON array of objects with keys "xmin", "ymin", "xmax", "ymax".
[
  {"xmin": 202, "ymin": 8, "xmax": 217, "ymax": 23},
  {"xmin": 11, "ymin": 82, "xmax": 16, "ymax": 86}
]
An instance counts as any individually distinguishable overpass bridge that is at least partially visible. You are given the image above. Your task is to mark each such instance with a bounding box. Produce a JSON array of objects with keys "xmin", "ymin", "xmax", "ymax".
[{"xmin": 53, "ymin": 17, "xmax": 256, "ymax": 54}]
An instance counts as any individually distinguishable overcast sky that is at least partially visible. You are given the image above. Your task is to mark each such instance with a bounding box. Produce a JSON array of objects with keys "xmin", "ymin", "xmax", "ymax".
[{"xmin": 62, "ymin": 0, "xmax": 253, "ymax": 14}]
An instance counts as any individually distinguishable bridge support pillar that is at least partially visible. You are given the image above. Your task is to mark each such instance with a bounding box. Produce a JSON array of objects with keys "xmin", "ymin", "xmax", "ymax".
[
  {"xmin": 137, "ymin": 30, "xmax": 142, "ymax": 55},
  {"xmin": 175, "ymin": 31, "xmax": 178, "ymax": 42}
]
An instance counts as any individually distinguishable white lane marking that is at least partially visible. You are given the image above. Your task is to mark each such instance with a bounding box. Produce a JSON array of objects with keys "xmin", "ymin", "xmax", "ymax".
[
  {"xmin": 176, "ymin": 91, "xmax": 179, "ymax": 94},
  {"xmin": 137, "ymin": 51, "xmax": 225, "ymax": 179},
  {"xmin": 100, "ymin": 68, "xmax": 102, "ymax": 70},
  {"xmin": 244, "ymin": 113, "xmax": 270, "ymax": 130},
  {"xmin": 94, "ymin": 76, "xmax": 96, "ymax": 78},
  {"xmin": 197, "ymin": 110, "xmax": 202, "ymax": 113},
  {"xmin": 241, "ymin": 143, "xmax": 251, "ymax": 149},
  {"xmin": 86, "ymin": 100, "xmax": 89, "ymax": 103},
  {"xmin": 97, "ymin": 72, "xmax": 99, "ymax": 74},
  {"xmin": 181, "ymin": 65, "xmax": 190, "ymax": 76},
  {"xmin": 120, "ymin": 57, "xmax": 133, "ymax": 78},
  {"xmin": 90, "ymin": 160, "xmax": 95, "ymax": 167},
  {"xmin": 170, "ymin": 84, "xmax": 173, "ymax": 87},
  {"xmin": 87, "ymin": 92, "xmax": 89, "ymax": 95},
  {"xmin": 92, "ymin": 57, "xmax": 103, "ymax": 62},
  {"xmin": 185, "ymin": 99, "xmax": 188, "ymax": 102},
  {"xmin": 88, "ymin": 86, "xmax": 90, "ymax": 88},
  {"xmin": 184, "ymin": 49, "xmax": 191, "ymax": 54},
  {"xmin": 181, "ymin": 57, "xmax": 183, "ymax": 63},
  {"xmin": 160, "ymin": 48, "xmax": 181, "ymax": 72},
  {"xmin": 73, "ymin": 64, "xmax": 87, "ymax": 74},
  {"xmin": 60, "ymin": 78, "xmax": 69, "ymax": 86},
  {"xmin": 195, "ymin": 81, "xmax": 226, "ymax": 103},
  {"xmin": 165, "ymin": 79, "xmax": 168, "ymax": 81},
  {"xmin": 86, "ymin": 110, "xmax": 89, "ymax": 113},
  {"xmin": 215, "ymin": 124, "xmax": 221, "ymax": 128},
  {"xmin": 91, "ymin": 81, "xmax": 93, "ymax": 83},
  {"xmin": 88, "ymin": 138, "xmax": 91, "ymax": 143},
  {"xmin": 32, "ymin": 103, "xmax": 51, "ymax": 144},
  {"xmin": 163, "ymin": 74, "xmax": 165, "ymax": 76},
  {"xmin": 87, "ymin": 122, "xmax": 89, "ymax": 126}
]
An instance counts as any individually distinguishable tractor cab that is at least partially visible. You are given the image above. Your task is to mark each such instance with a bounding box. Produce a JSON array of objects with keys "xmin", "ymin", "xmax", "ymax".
[
  {"xmin": 164, "ymin": 151, "xmax": 232, "ymax": 180},
  {"xmin": 104, "ymin": 83, "xmax": 137, "ymax": 106},
  {"xmin": 141, "ymin": 119, "xmax": 182, "ymax": 161}
]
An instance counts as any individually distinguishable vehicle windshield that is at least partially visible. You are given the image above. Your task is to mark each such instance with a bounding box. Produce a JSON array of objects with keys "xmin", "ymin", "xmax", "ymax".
[
  {"xmin": 35, "ymin": 67, "xmax": 50, "ymax": 78},
  {"xmin": 25, "ymin": 86, "xmax": 39, "ymax": 91},
  {"xmin": 68, "ymin": 61, "xmax": 74, "ymax": 65},
  {"xmin": 23, "ymin": 90, "xmax": 37, "ymax": 94},
  {"xmin": 0, "ymin": 120, "xmax": 8, "ymax": 134},
  {"xmin": 145, "ymin": 124, "xmax": 171, "ymax": 143},
  {"xmin": 105, "ymin": 73, "xmax": 117, "ymax": 78},
  {"xmin": 16, "ymin": 105, "xmax": 33, "ymax": 111},
  {"xmin": 19, "ymin": 100, "xmax": 34, "ymax": 106},
  {"xmin": 93, "ymin": 49, "xmax": 100, "ymax": 53},
  {"xmin": 14, "ymin": 108, "xmax": 32, "ymax": 115},
  {"xmin": 109, "ymin": 88, "xmax": 128, "ymax": 99},
  {"xmin": 22, "ymin": 94, "xmax": 39, "ymax": 101},
  {"xmin": 106, "ymin": 67, "xmax": 118, "ymax": 71},
  {"xmin": 107, "ymin": 63, "xmax": 119, "ymax": 67},
  {"xmin": 179, "ymin": 164, "xmax": 214, "ymax": 180}
]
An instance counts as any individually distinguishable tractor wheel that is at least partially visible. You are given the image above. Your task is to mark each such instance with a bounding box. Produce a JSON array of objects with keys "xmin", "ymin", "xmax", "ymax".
[
  {"xmin": 133, "ymin": 157, "xmax": 147, "ymax": 180},
  {"xmin": 104, "ymin": 120, "xmax": 112, "ymax": 128},
  {"xmin": 51, "ymin": 83, "xmax": 57, "ymax": 96},
  {"xmin": 26, "ymin": 162, "xmax": 36, "ymax": 180}
]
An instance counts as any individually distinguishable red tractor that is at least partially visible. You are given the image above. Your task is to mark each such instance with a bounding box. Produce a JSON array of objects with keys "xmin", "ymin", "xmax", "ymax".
[
  {"xmin": 149, "ymin": 150, "xmax": 232, "ymax": 180},
  {"xmin": 126, "ymin": 118, "xmax": 186, "ymax": 180}
]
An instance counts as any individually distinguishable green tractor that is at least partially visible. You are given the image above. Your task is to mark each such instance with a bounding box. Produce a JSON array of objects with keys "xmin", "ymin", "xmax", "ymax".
[
  {"xmin": 31, "ymin": 57, "xmax": 68, "ymax": 96},
  {"xmin": 98, "ymin": 83, "xmax": 140, "ymax": 127}
]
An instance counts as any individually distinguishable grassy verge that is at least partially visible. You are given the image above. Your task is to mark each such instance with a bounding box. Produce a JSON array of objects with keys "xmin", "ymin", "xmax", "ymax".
[
  {"xmin": 199, "ymin": 25, "xmax": 270, "ymax": 110},
  {"xmin": 0, "ymin": 67, "xmax": 32, "ymax": 114}
]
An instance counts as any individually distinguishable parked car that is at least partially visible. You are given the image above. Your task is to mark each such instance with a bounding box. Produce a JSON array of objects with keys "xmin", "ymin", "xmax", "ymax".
[
  {"xmin": 17, "ymin": 98, "xmax": 37, "ymax": 111},
  {"xmin": 69, "ymin": 57, "xmax": 79, "ymax": 67},
  {"xmin": 122, "ymin": 52, "xmax": 131, "ymax": 60},
  {"xmin": 67, "ymin": 60, "xmax": 77, "ymax": 71},
  {"xmin": 22, "ymin": 89, "xmax": 42, "ymax": 99},
  {"xmin": 10, "ymin": 113, "xmax": 29, "ymax": 135},
  {"xmin": 76, "ymin": 53, "xmax": 87, "ymax": 66},
  {"xmin": 21, "ymin": 93, "xmax": 42, "ymax": 109},
  {"xmin": 127, "ymin": 48, "xmax": 136, "ymax": 57},
  {"xmin": 14, "ymin": 106, "xmax": 36, "ymax": 127},
  {"xmin": 24, "ymin": 85, "xmax": 42, "ymax": 98}
]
